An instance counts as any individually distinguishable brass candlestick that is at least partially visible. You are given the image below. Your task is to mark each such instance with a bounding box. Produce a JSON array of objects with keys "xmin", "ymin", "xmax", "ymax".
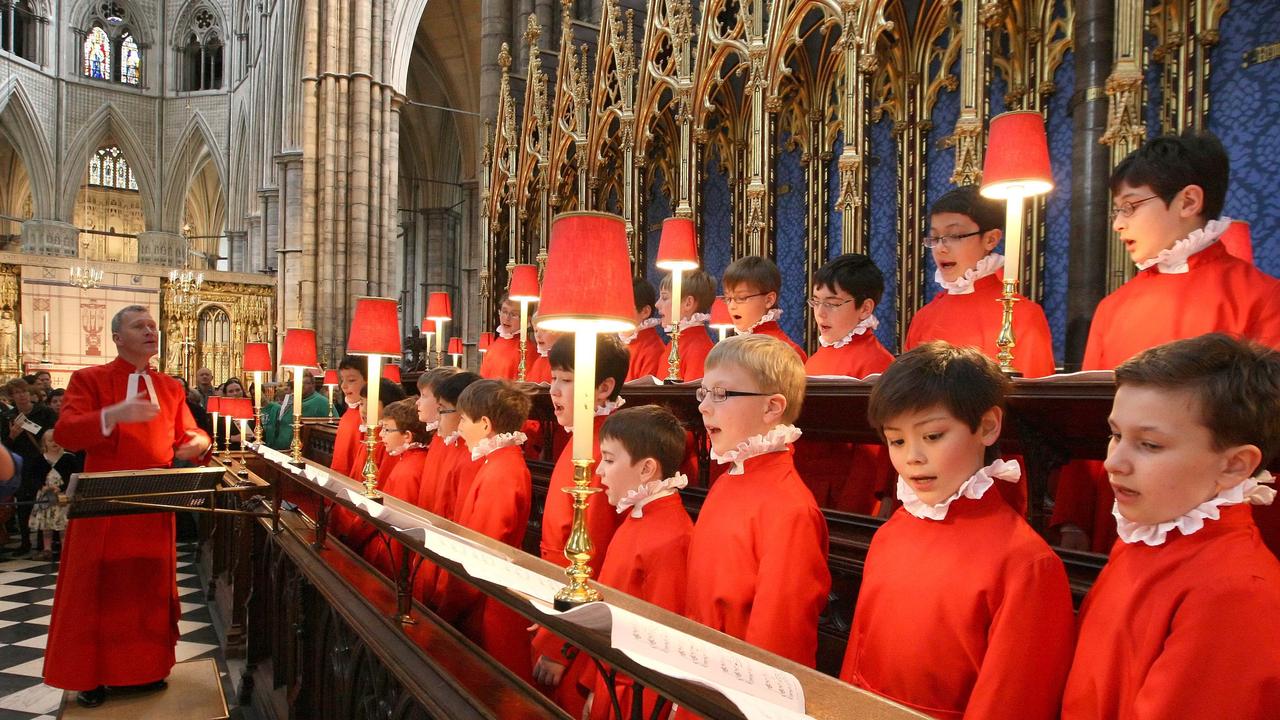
[
  {"xmin": 665, "ymin": 270, "xmax": 684, "ymax": 382},
  {"xmin": 517, "ymin": 300, "xmax": 530, "ymax": 381},
  {"xmin": 554, "ymin": 458, "xmax": 602, "ymax": 610},
  {"xmin": 360, "ymin": 425, "xmax": 382, "ymax": 500},
  {"xmin": 360, "ymin": 356, "xmax": 384, "ymax": 500},
  {"xmin": 995, "ymin": 280, "xmax": 1020, "ymax": 375}
]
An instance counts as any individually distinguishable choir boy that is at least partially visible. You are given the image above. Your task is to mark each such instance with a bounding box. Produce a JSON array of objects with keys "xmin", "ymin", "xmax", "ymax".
[
  {"xmin": 412, "ymin": 366, "xmax": 461, "ymax": 515},
  {"xmin": 432, "ymin": 379, "xmax": 534, "ymax": 680},
  {"xmin": 524, "ymin": 313, "xmax": 561, "ymax": 383},
  {"xmin": 683, "ymin": 335, "xmax": 830, "ymax": 669},
  {"xmin": 478, "ymin": 295, "xmax": 539, "ymax": 380},
  {"xmin": 1054, "ymin": 130, "xmax": 1280, "ymax": 554},
  {"xmin": 330, "ymin": 378, "xmax": 407, "ymax": 549},
  {"xmin": 904, "ymin": 185, "xmax": 1056, "ymax": 378},
  {"xmin": 360, "ymin": 399, "xmax": 431, "ymax": 575},
  {"xmin": 655, "ymin": 269, "xmax": 716, "ymax": 380},
  {"xmin": 329, "ymin": 355, "xmax": 367, "ymax": 476},
  {"xmin": 619, "ymin": 277, "xmax": 667, "ymax": 381},
  {"xmin": 1063, "ymin": 335, "xmax": 1280, "ymax": 718},
  {"xmin": 721, "ymin": 256, "xmax": 807, "ymax": 361},
  {"xmin": 840, "ymin": 342, "xmax": 1074, "ymax": 719}
]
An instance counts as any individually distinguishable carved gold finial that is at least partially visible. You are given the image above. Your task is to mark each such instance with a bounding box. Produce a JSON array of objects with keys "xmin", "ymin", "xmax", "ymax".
[
  {"xmin": 498, "ymin": 42, "xmax": 511, "ymax": 71},
  {"xmin": 525, "ymin": 13, "xmax": 542, "ymax": 48}
]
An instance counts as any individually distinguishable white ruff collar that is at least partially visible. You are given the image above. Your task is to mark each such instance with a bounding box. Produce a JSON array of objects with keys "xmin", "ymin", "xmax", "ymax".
[
  {"xmin": 618, "ymin": 318, "xmax": 663, "ymax": 345},
  {"xmin": 615, "ymin": 473, "xmax": 688, "ymax": 518},
  {"xmin": 677, "ymin": 312, "xmax": 711, "ymax": 333},
  {"xmin": 387, "ymin": 441, "xmax": 427, "ymax": 457},
  {"xmin": 935, "ymin": 253, "xmax": 1003, "ymax": 295},
  {"xmin": 442, "ymin": 431, "xmax": 463, "ymax": 446},
  {"xmin": 470, "ymin": 431, "xmax": 528, "ymax": 460},
  {"xmin": 422, "ymin": 420, "xmax": 439, "ymax": 433},
  {"xmin": 495, "ymin": 325, "xmax": 518, "ymax": 340},
  {"xmin": 537, "ymin": 347, "xmax": 550, "ymax": 357},
  {"xmin": 1114, "ymin": 470, "xmax": 1276, "ymax": 547},
  {"xmin": 818, "ymin": 314, "xmax": 880, "ymax": 349},
  {"xmin": 711, "ymin": 425, "xmax": 801, "ymax": 476},
  {"xmin": 1135, "ymin": 217, "xmax": 1230, "ymax": 274},
  {"xmin": 740, "ymin": 308, "xmax": 782, "ymax": 334},
  {"xmin": 564, "ymin": 397, "xmax": 626, "ymax": 432},
  {"xmin": 898, "ymin": 458, "xmax": 1021, "ymax": 521}
]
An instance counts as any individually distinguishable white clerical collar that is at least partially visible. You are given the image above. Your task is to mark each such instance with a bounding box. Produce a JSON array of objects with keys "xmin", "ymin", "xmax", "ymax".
[
  {"xmin": 495, "ymin": 325, "xmax": 518, "ymax": 340},
  {"xmin": 387, "ymin": 441, "xmax": 427, "ymax": 457},
  {"xmin": 442, "ymin": 430, "xmax": 463, "ymax": 446},
  {"xmin": 739, "ymin": 308, "xmax": 782, "ymax": 334},
  {"xmin": 536, "ymin": 347, "xmax": 550, "ymax": 357},
  {"xmin": 618, "ymin": 317, "xmax": 662, "ymax": 345},
  {"xmin": 1135, "ymin": 216, "xmax": 1230, "ymax": 274},
  {"xmin": 615, "ymin": 473, "xmax": 688, "ymax": 518},
  {"xmin": 711, "ymin": 424, "xmax": 802, "ymax": 476},
  {"xmin": 818, "ymin": 314, "xmax": 879, "ymax": 349},
  {"xmin": 470, "ymin": 431, "xmax": 527, "ymax": 461},
  {"xmin": 898, "ymin": 458, "xmax": 1021, "ymax": 521},
  {"xmin": 677, "ymin": 312, "xmax": 711, "ymax": 333},
  {"xmin": 1114, "ymin": 470, "xmax": 1276, "ymax": 546},
  {"xmin": 125, "ymin": 370, "xmax": 160, "ymax": 408},
  {"xmin": 935, "ymin": 253, "xmax": 1003, "ymax": 295},
  {"xmin": 563, "ymin": 397, "xmax": 626, "ymax": 432}
]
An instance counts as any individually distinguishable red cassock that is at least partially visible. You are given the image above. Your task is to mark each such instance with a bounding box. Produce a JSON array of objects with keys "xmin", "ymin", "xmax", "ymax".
[
  {"xmin": 1054, "ymin": 241, "xmax": 1280, "ymax": 554},
  {"xmin": 361, "ymin": 446, "xmax": 429, "ymax": 575},
  {"xmin": 432, "ymin": 444, "xmax": 533, "ymax": 681},
  {"xmin": 44, "ymin": 358, "xmax": 210, "ymax": 691},
  {"xmin": 668, "ymin": 325, "xmax": 714, "ymax": 381},
  {"xmin": 798, "ymin": 332, "xmax": 896, "ymax": 512},
  {"xmin": 840, "ymin": 487, "xmax": 1075, "ymax": 720},
  {"xmin": 905, "ymin": 272, "xmax": 1056, "ymax": 378},
  {"xmin": 330, "ymin": 406, "xmax": 363, "ymax": 477},
  {"xmin": 525, "ymin": 353, "xmax": 553, "ymax": 384},
  {"xmin": 623, "ymin": 327, "xmax": 668, "ymax": 381},
  {"xmin": 683, "ymin": 449, "xmax": 830, "ymax": 668},
  {"xmin": 479, "ymin": 334, "xmax": 539, "ymax": 380},
  {"xmin": 582, "ymin": 494, "xmax": 693, "ymax": 720},
  {"xmin": 411, "ymin": 435, "xmax": 468, "ymax": 605},
  {"xmin": 1062, "ymin": 504, "xmax": 1280, "ymax": 719},
  {"xmin": 746, "ymin": 320, "xmax": 808, "ymax": 362}
]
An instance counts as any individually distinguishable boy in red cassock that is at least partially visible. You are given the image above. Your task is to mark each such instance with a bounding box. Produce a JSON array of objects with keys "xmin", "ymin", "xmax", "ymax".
[
  {"xmin": 432, "ymin": 380, "xmax": 534, "ymax": 681},
  {"xmin": 359, "ymin": 399, "xmax": 431, "ymax": 575},
  {"xmin": 411, "ymin": 366, "xmax": 460, "ymax": 515},
  {"xmin": 618, "ymin": 277, "xmax": 667, "ymax": 381},
  {"xmin": 1063, "ymin": 335, "xmax": 1280, "ymax": 718},
  {"xmin": 656, "ymin": 269, "xmax": 716, "ymax": 381},
  {"xmin": 721, "ymin": 256, "xmax": 807, "ymax": 361},
  {"xmin": 329, "ymin": 355, "xmax": 367, "ymax": 476},
  {"xmin": 478, "ymin": 295, "xmax": 539, "ymax": 380},
  {"xmin": 840, "ymin": 341, "xmax": 1074, "ymax": 720},
  {"xmin": 524, "ymin": 314, "xmax": 561, "ymax": 384}
]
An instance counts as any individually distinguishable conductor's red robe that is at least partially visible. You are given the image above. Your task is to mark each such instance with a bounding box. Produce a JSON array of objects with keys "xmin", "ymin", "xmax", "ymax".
[
  {"xmin": 905, "ymin": 271, "xmax": 1056, "ymax": 378},
  {"xmin": 584, "ymin": 494, "xmax": 693, "ymax": 720},
  {"xmin": 479, "ymin": 334, "xmax": 538, "ymax": 380},
  {"xmin": 622, "ymin": 327, "xmax": 667, "ymax": 381},
  {"xmin": 745, "ymin": 320, "xmax": 808, "ymax": 362},
  {"xmin": 361, "ymin": 445, "xmax": 429, "ymax": 575},
  {"xmin": 330, "ymin": 405, "xmax": 362, "ymax": 477},
  {"xmin": 1062, "ymin": 504, "xmax": 1280, "ymax": 719},
  {"xmin": 840, "ymin": 484, "xmax": 1075, "ymax": 719},
  {"xmin": 668, "ymin": 324, "xmax": 714, "ymax": 381},
  {"xmin": 683, "ymin": 448, "xmax": 830, "ymax": 668},
  {"xmin": 45, "ymin": 358, "xmax": 210, "ymax": 691},
  {"xmin": 432, "ymin": 444, "xmax": 533, "ymax": 681}
]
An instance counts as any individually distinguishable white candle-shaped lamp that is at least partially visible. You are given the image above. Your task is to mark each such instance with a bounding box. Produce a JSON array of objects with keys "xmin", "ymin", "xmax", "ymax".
[
  {"xmin": 279, "ymin": 328, "xmax": 319, "ymax": 463},
  {"xmin": 425, "ymin": 292, "xmax": 451, "ymax": 368},
  {"xmin": 242, "ymin": 342, "xmax": 273, "ymax": 444},
  {"xmin": 655, "ymin": 218, "xmax": 700, "ymax": 382},
  {"xmin": 206, "ymin": 396, "xmax": 223, "ymax": 453},
  {"xmin": 508, "ymin": 265, "xmax": 541, "ymax": 381},
  {"xmin": 347, "ymin": 297, "xmax": 402, "ymax": 498}
]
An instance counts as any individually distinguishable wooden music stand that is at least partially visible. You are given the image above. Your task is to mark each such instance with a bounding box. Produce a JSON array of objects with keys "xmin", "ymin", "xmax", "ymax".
[{"xmin": 64, "ymin": 465, "xmax": 275, "ymax": 520}]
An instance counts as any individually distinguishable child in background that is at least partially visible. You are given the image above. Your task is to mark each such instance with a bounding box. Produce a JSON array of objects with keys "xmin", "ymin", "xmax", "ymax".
[
  {"xmin": 619, "ymin": 278, "xmax": 666, "ymax": 381},
  {"xmin": 329, "ymin": 356, "xmax": 367, "ymax": 476},
  {"xmin": 721, "ymin": 256, "xmax": 807, "ymax": 361},
  {"xmin": 413, "ymin": 366, "xmax": 461, "ymax": 515},
  {"xmin": 524, "ymin": 313, "xmax": 561, "ymax": 384},
  {"xmin": 29, "ymin": 431, "xmax": 79, "ymax": 561},
  {"xmin": 1062, "ymin": 335, "xmax": 1280, "ymax": 718},
  {"xmin": 841, "ymin": 342, "xmax": 1073, "ymax": 719},
  {"xmin": 478, "ymin": 295, "xmax": 539, "ymax": 380},
  {"xmin": 656, "ymin": 269, "xmax": 716, "ymax": 381}
]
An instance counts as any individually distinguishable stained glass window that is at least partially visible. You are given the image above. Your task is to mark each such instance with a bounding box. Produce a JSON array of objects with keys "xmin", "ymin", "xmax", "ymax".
[
  {"xmin": 89, "ymin": 154, "xmax": 101, "ymax": 185},
  {"xmin": 83, "ymin": 25, "xmax": 110, "ymax": 79},
  {"xmin": 120, "ymin": 33, "xmax": 140, "ymax": 84},
  {"xmin": 89, "ymin": 146, "xmax": 137, "ymax": 191}
]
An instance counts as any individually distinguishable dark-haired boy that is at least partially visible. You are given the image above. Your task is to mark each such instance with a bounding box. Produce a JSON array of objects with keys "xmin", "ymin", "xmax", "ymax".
[
  {"xmin": 841, "ymin": 342, "xmax": 1073, "ymax": 719},
  {"xmin": 722, "ymin": 256, "xmax": 807, "ymax": 361},
  {"xmin": 1063, "ymin": 335, "xmax": 1280, "ymax": 718},
  {"xmin": 619, "ymin": 277, "xmax": 667, "ymax": 381},
  {"xmin": 329, "ymin": 355, "xmax": 367, "ymax": 477},
  {"xmin": 478, "ymin": 295, "xmax": 539, "ymax": 380},
  {"xmin": 904, "ymin": 186, "xmax": 1056, "ymax": 378},
  {"xmin": 656, "ymin": 269, "xmax": 716, "ymax": 381}
]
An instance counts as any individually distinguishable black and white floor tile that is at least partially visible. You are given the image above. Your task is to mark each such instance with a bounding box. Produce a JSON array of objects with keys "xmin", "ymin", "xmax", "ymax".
[{"xmin": 0, "ymin": 540, "xmax": 231, "ymax": 719}]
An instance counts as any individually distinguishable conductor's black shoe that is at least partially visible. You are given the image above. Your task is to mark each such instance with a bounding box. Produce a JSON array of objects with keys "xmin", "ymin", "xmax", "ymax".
[
  {"xmin": 108, "ymin": 679, "xmax": 168, "ymax": 694},
  {"xmin": 76, "ymin": 686, "xmax": 107, "ymax": 707}
]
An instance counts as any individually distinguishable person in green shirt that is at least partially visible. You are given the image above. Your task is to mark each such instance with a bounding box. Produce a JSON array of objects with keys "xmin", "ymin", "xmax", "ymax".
[{"xmin": 262, "ymin": 368, "xmax": 333, "ymax": 450}]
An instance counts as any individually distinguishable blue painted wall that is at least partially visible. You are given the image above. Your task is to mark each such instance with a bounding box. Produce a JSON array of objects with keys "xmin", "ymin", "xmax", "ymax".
[
  {"xmin": 774, "ymin": 134, "xmax": 808, "ymax": 342},
  {"xmin": 700, "ymin": 145, "xmax": 733, "ymax": 292},
  {"xmin": 868, "ymin": 116, "xmax": 900, "ymax": 351}
]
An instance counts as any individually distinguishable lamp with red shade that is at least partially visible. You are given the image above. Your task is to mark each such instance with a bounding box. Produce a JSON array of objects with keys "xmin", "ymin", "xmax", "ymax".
[
  {"xmin": 425, "ymin": 292, "xmax": 452, "ymax": 367},
  {"xmin": 656, "ymin": 217, "xmax": 700, "ymax": 381},
  {"xmin": 322, "ymin": 369, "xmax": 339, "ymax": 417},
  {"xmin": 347, "ymin": 296, "xmax": 402, "ymax": 498},
  {"xmin": 508, "ymin": 264, "xmax": 541, "ymax": 380},
  {"xmin": 535, "ymin": 211, "xmax": 637, "ymax": 609},
  {"xmin": 225, "ymin": 397, "xmax": 255, "ymax": 452},
  {"xmin": 979, "ymin": 110, "xmax": 1054, "ymax": 375},
  {"xmin": 280, "ymin": 327, "xmax": 319, "ymax": 462},
  {"xmin": 709, "ymin": 297, "xmax": 734, "ymax": 342},
  {"xmin": 206, "ymin": 396, "xmax": 224, "ymax": 453},
  {"xmin": 383, "ymin": 364, "xmax": 402, "ymax": 384},
  {"xmin": 478, "ymin": 332, "xmax": 494, "ymax": 354},
  {"xmin": 447, "ymin": 337, "xmax": 464, "ymax": 368},
  {"xmin": 242, "ymin": 341, "xmax": 272, "ymax": 443}
]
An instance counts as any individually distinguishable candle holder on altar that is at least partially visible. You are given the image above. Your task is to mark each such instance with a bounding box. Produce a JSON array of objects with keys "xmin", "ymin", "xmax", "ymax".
[
  {"xmin": 979, "ymin": 111, "xmax": 1054, "ymax": 376},
  {"xmin": 243, "ymin": 342, "xmax": 273, "ymax": 444},
  {"xmin": 508, "ymin": 265, "xmax": 540, "ymax": 381},
  {"xmin": 537, "ymin": 212, "xmax": 637, "ymax": 610},
  {"xmin": 348, "ymin": 297, "xmax": 402, "ymax": 500},
  {"xmin": 280, "ymin": 328, "xmax": 319, "ymax": 464},
  {"xmin": 656, "ymin": 218, "xmax": 700, "ymax": 382}
]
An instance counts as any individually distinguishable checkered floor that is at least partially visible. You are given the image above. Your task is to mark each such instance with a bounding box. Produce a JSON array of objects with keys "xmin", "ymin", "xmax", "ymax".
[{"xmin": 0, "ymin": 540, "xmax": 231, "ymax": 719}]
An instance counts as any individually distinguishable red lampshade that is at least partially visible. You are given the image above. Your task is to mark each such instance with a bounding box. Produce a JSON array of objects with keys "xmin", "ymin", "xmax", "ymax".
[
  {"xmin": 1219, "ymin": 219, "xmax": 1253, "ymax": 265},
  {"xmin": 709, "ymin": 297, "xmax": 734, "ymax": 329},
  {"xmin": 383, "ymin": 364, "xmax": 402, "ymax": 383},
  {"xmin": 425, "ymin": 292, "xmax": 452, "ymax": 322},
  {"xmin": 508, "ymin": 264, "xmax": 541, "ymax": 302},
  {"xmin": 656, "ymin": 217, "xmax": 700, "ymax": 271},
  {"xmin": 980, "ymin": 111, "xmax": 1054, "ymax": 199},
  {"xmin": 347, "ymin": 296, "xmax": 402, "ymax": 356},
  {"xmin": 322, "ymin": 369, "xmax": 339, "ymax": 386},
  {"xmin": 242, "ymin": 342, "xmax": 273, "ymax": 372},
  {"xmin": 206, "ymin": 396, "xmax": 223, "ymax": 414},
  {"xmin": 536, "ymin": 212, "xmax": 637, "ymax": 334},
  {"xmin": 227, "ymin": 397, "xmax": 255, "ymax": 420},
  {"xmin": 478, "ymin": 332, "xmax": 494, "ymax": 352},
  {"xmin": 447, "ymin": 337, "xmax": 464, "ymax": 355},
  {"xmin": 280, "ymin": 327, "xmax": 319, "ymax": 368}
]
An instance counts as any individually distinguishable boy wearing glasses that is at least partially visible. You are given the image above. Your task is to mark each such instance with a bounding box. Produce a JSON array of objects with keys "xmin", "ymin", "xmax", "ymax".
[
  {"xmin": 681, "ymin": 335, "xmax": 830, "ymax": 676},
  {"xmin": 359, "ymin": 399, "xmax": 431, "ymax": 576},
  {"xmin": 721, "ymin": 256, "xmax": 807, "ymax": 361},
  {"xmin": 904, "ymin": 185, "xmax": 1056, "ymax": 378},
  {"xmin": 479, "ymin": 295, "xmax": 539, "ymax": 380},
  {"xmin": 619, "ymin": 277, "xmax": 667, "ymax": 380}
]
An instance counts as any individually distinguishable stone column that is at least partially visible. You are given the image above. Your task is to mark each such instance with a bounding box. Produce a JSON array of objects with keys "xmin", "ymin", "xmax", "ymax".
[{"xmin": 481, "ymin": 0, "xmax": 512, "ymax": 120}]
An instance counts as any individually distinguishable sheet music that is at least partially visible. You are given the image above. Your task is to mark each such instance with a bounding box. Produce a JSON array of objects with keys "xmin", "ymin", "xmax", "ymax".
[{"xmin": 391, "ymin": 523, "xmax": 563, "ymax": 603}]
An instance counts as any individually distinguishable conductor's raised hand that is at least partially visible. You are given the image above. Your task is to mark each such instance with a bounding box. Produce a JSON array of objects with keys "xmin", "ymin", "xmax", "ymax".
[
  {"xmin": 175, "ymin": 429, "xmax": 211, "ymax": 461},
  {"xmin": 105, "ymin": 391, "xmax": 160, "ymax": 425}
]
